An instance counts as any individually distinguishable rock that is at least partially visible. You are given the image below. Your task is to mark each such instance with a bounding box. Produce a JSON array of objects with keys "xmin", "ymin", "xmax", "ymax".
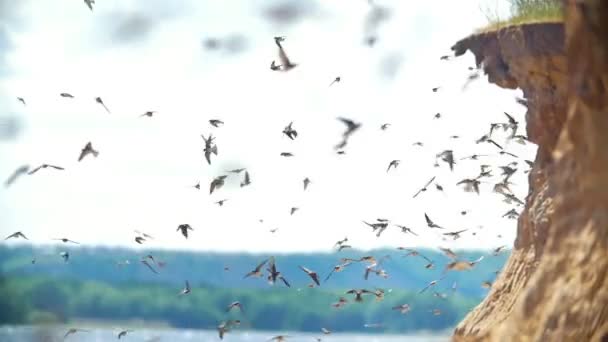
[{"xmin": 451, "ymin": 3, "xmax": 608, "ymax": 341}]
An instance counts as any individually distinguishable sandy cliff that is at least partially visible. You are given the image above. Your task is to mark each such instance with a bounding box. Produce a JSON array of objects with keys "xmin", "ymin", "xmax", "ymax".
[{"xmin": 450, "ymin": 1, "xmax": 608, "ymax": 341}]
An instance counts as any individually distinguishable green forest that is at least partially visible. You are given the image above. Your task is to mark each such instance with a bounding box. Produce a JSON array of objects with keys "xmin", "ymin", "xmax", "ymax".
[{"xmin": 0, "ymin": 245, "xmax": 508, "ymax": 333}]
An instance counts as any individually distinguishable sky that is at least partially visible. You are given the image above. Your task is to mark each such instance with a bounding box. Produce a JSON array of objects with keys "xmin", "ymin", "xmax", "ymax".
[{"xmin": 0, "ymin": 0, "xmax": 535, "ymax": 253}]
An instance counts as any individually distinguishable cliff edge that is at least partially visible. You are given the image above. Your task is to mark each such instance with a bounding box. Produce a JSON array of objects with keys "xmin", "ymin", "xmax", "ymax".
[{"xmin": 451, "ymin": 2, "xmax": 608, "ymax": 341}]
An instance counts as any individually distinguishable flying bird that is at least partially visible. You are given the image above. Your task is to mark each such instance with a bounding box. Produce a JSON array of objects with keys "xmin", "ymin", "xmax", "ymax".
[
  {"xmin": 5, "ymin": 165, "xmax": 29, "ymax": 187},
  {"xmin": 176, "ymin": 224, "xmax": 194, "ymax": 239},
  {"xmin": 140, "ymin": 111, "xmax": 156, "ymax": 118},
  {"xmin": 64, "ymin": 328, "xmax": 89, "ymax": 339},
  {"xmin": 60, "ymin": 93, "xmax": 75, "ymax": 98},
  {"xmin": 240, "ymin": 171, "xmax": 251, "ymax": 187},
  {"xmin": 53, "ymin": 238, "xmax": 80, "ymax": 244},
  {"xmin": 226, "ymin": 301, "xmax": 244, "ymax": 313},
  {"xmin": 274, "ymin": 36, "xmax": 297, "ymax": 71},
  {"xmin": 419, "ymin": 276, "xmax": 446, "ymax": 294},
  {"xmin": 118, "ymin": 330, "xmax": 133, "ymax": 339},
  {"xmin": 179, "ymin": 281, "xmax": 191, "ymax": 295},
  {"xmin": 443, "ymin": 229, "xmax": 468, "ymax": 240},
  {"xmin": 135, "ymin": 236, "xmax": 146, "ymax": 244},
  {"xmin": 456, "ymin": 178, "xmax": 481, "ymax": 194},
  {"xmin": 282, "ymin": 122, "xmax": 298, "ymax": 140},
  {"xmin": 5, "ymin": 231, "xmax": 28, "ymax": 240},
  {"xmin": 83, "ymin": 0, "xmax": 94, "ymax": 11},
  {"xmin": 60, "ymin": 251, "xmax": 70, "ymax": 263},
  {"xmin": 503, "ymin": 208, "xmax": 519, "ymax": 219},
  {"xmin": 299, "ymin": 265, "xmax": 321, "ymax": 286},
  {"xmin": 141, "ymin": 259, "xmax": 158, "ymax": 274},
  {"xmin": 267, "ymin": 257, "xmax": 290, "ymax": 287},
  {"xmin": 201, "ymin": 134, "xmax": 218, "ymax": 165},
  {"xmin": 17, "ymin": 97, "xmax": 26, "ymax": 106},
  {"xmin": 227, "ymin": 168, "xmax": 246, "ymax": 174},
  {"xmin": 346, "ymin": 289, "xmax": 374, "ymax": 302},
  {"xmin": 270, "ymin": 60, "xmax": 281, "ymax": 71},
  {"xmin": 78, "ymin": 142, "xmax": 99, "ymax": 162},
  {"xmin": 439, "ymin": 247, "xmax": 458, "ymax": 260},
  {"xmin": 244, "ymin": 259, "xmax": 268, "ymax": 278},
  {"xmin": 386, "ymin": 160, "xmax": 400, "ymax": 172},
  {"xmin": 217, "ymin": 320, "xmax": 241, "ymax": 340},
  {"xmin": 395, "ymin": 225, "xmax": 418, "ymax": 236},
  {"xmin": 280, "ymin": 152, "xmax": 294, "ymax": 157},
  {"xmin": 28, "ymin": 164, "xmax": 65, "ymax": 175},
  {"xmin": 209, "ymin": 119, "xmax": 224, "ymax": 127},
  {"xmin": 380, "ymin": 123, "xmax": 390, "ymax": 130},
  {"xmin": 335, "ymin": 117, "xmax": 361, "ymax": 150},
  {"xmin": 290, "ymin": 207, "xmax": 299, "ymax": 215},
  {"xmin": 210, "ymin": 175, "xmax": 228, "ymax": 194},
  {"xmin": 303, "ymin": 177, "xmax": 311, "ymax": 191},
  {"xmin": 413, "ymin": 176, "xmax": 436, "ymax": 198},
  {"xmin": 215, "ymin": 199, "xmax": 228, "ymax": 206},
  {"xmin": 329, "ymin": 76, "xmax": 341, "ymax": 87},
  {"xmin": 436, "ymin": 150, "xmax": 455, "ymax": 171},
  {"xmin": 269, "ymin": 335, "xmax": 290, "ymax": 342},
  {"xmin": 95, "ymin": 97, "xmax": 110, "ymax": 113},
  {"xmin": 424, "ymin": 213, "xmax": 444, "ymax": 229}
]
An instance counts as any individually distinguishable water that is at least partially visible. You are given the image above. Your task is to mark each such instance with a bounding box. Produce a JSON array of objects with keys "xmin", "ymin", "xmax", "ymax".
[{"xmin": 0, "ymin": 326, "xmax": 450, "ymax": 342}]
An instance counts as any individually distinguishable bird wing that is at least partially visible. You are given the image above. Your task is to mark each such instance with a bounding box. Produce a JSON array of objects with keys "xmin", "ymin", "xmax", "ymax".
[
  {"xmin": 27, "ymin": 165, "xmax": 43, "ymax": 175},
  {"xmin": 279, "ymin": 276, "xmax": 291, "ymax": 287},
  {"xmin": 424, "ymin": 213, "xmax": 433, "ymax": 226},
  {"xmin": 141, "ymin": 260, "xmax": 158, "ymax": 274},
  {"xmin": 488, "ymin": 139, "xmax": 503, "ymax": 149},
  {"xmin": 298, "ymin": 265, "xmax": 311, "ymax": 275},
  {"xmin": 504, "ymin": 112, "xmax": 516, "ymax": 124},
  {"xmin": 324, "ymin": 268, "xmax": 337, "ymax": 282}
]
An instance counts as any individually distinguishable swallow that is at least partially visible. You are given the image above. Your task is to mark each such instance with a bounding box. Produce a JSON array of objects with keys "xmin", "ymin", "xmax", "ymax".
[
  {"xmin": 435, "ymin": 183, "xmax": 444, "ymax": 192},
  {"xmin": 500, "ymin": 166, "xmax": 517, "ymax": 181},
  {"xmin": 424, "ymin": 213, "xmax": 444, "ymax": 229},
  {"xmin": 439, "ymin": 247, "xmax": 458, "ymax": 260},
  {"xmin": 346, "ymin": 289, "xmax": 374, "ymax": 302},
  {"xmin": 179, "ymin": 280, "xmax": 191, "ymax": 295},
  {"xmin": 64, "ymin": 328, "xmax": 89, "ymax": 339},
  {"xmin": 299, "ymin": 265, "xmax": 321, "ymax": 286},
  {"xmin": 135, "ymin": 230, "xmax": 154, "ymax": 240},
  {"xmin": 210, "ymin": 175, "xmax": 227, "ymax": 194},
  {"xmin": 443, "ymin": 229, "xmax": 468, "ymax": 240},
  {"xmin": 83, "ymin": 0, "xmax": 95, "ymax": 10},
  {"xmin": 176, "ymin": 224, "xmax": 193, "ymax": 239},
  {"xmin": 118, "ymin": 330, "xmax": 133, "ymax": 339},
  {"xmin": 290, "ymin": 207, "xmax": 299, "ymax": 215},
  {"xmin": 460, "ymin": 154, "xmax": 488, "ymax": 161},
  {"xmin": 4, "ymin": 165, "xmax": 30, "ymax": 187},
  {"xmin": 53, "ymin": 238, "xmax": 80, "ymax": 244},
  {"xmin": 280, "ymin": 152, "xmax": 294, "ymax": 157},
  {"xmin": 334, "ymin": 237, "xmax": 348, "ymax": 247},
  {"xmin": 440, "ymin": 55, "xmax": 452, "ymax": 61},
  {"xmin": 240, "ymin": 171, "xmax": 251, "ymax": 187},
  {"xmin": 386, "ymin": 160, "xmax": 400, "ymax": 172},
  {"xmin": 270, "ymin": 60, "xmax": 281, "ymax": 71},
  {"xmin": 380, "ymin": 123, "xmax": 390, "ymax": 130},
  {"xmin": 420, "ymin": 255, "xmax": 435, "ymax": 269},
  {"xmin": 95, "ymin": 97, "xmax": 110, "ymax": 113},
  {"xmin": 456, "ymin": 178, "xmax": 480, "ymax": 194},
  {"xmin": 141, "ymin": 259, "xmax": 158, "ymax": 274},
  {"xmin": 201, "ymin": 134, "xmax": 218, "ymax": 165},
  {"xmin": 450, "ymin": 135, "xmax": 460, "ymax": 139},
  {"xmin": 303, "ymin": 177, "xmax": 311, "ymax": 191},
  {"xmin": 392, "ymin": 304, "xmax": 411, "ymax": 314},
  {"xmin": 17, "ymin": 97, "xmax": 26, "ymax": 106},
  {"xmin": 329, "ymin": 77, "xmax": 341, "ymax": 87},
  {"xmin": 267, "ymin": 257, "xmax": 290, "ymax": 287},
  {"xmin": 5, "ymin": 231, "xmax": 28, "ymax": 240},
  {"xmin": 331, "ymin": 297, "xmax": 348, "ymax": 308},
  {"xmin": 395, "ymin": 225, "xmax": 418, "ymax": 236},
  {"xmin": 227, "ymin": 168, "xmax": 246, "ymax": 174},
  {"xmin": 362, "ymin": 221, "xmax": 388, "ymax": 237},
  {"xmin": 434, "ymin": 113, "xmax": 441, "ymax": 119},
  {"xmin": 493, "ymin": 181, "xmax": 513, "ymax": 195},
  {"xmin": 217, "ymin": 320, "xmax": 241, "ymax": 340},
  {"xmin": 502, "ymin": 193, "xmax": 524, "ymax": 205},
  {"xmin": 493, "ymin": 245, "xmax": 507, "ymax": 256},
  {"xmin": 59, "ymin": 93, "xmax": 74, "ymax": 98},
  {"xmin": 432, "ymin": 87, "xmax": 440, "ymax": 92},
  {"xmin": 436, "ymin": 150, "xmax": 455, "ymax": 171},
  {"xmin": 335, "ymin": 117, "xmax": 361, "ymax": 150},
  {"xmin": 418, "ymin": 276, "xmax": 446, "ymax": 294},
  {"xmin": 504, "ymin": 112, "xmax": 518, "ymax": 126},
  {"xmin": 135, "ymin": 236, "xmax": 146, "ymax": 244},
  {"xmin": 140, "ymin": 111, "xmax": 156, "ymax": 118},
  {"xmin": 399, "ymin": 247, "xmax": 420, "ymax": 257},
  {"xmin": 336, "ymin": 150, "xmax": 346, "ymax": 155},
  {"xmin": 524, "ymin": 160, "xmax": 534, "ymax": 168},
  {"xmin": 78, "ymin": 142, "xmax": 99, "ymax": 162},
  {"xmin": 60, "ymin": 251, "xmax": 70, "ymax": 263},
  {"xmin": 412, "ymin": 141, "xmax": 423, "ymax": 146},
  {"xmin": 338, "ymin": 244, "xmax": 352, "ymax": 251},
  {"xmin": 324, "ymin": 262, "xmax": 352, "ymax": 282},
  {"xmin": 274, "ymin": 36, "xmax": 297, "ymax": 71},
  {"xmin": 282, "ymin": 122, "xmax": 298, "ymax": 140},
  {"xmin": 209, "ymin": 119, "xmax": 224, "ymax": 127},
  {"xmin": 269, "ymin": 228, "xmax": 279, "ymax": 233},
  {"xmin": 446, "ymin": 256, "xmax": 484, "ymax": 272},
  {"xmin": 370, "ymin": 288, "xmax": 385, "ymax": 301},
  {"xmin": 269, "ymin": 335, "xmax": 290, "ymax": 341},
  {"xmin": 244, "ymin": 259, "xmax": 268, "ymax": 278},
  {"xmin": 215, "ymin": 199, "xmax": 228, "ymax": 206},
  {"xmin": 28, "ymin": 164, "xmax": 65, "ymax": 175},
  {"xmin": 413, "ymin": 176, "xmax": 436, "ymax": 198},
  {"xmin": 226, "ymin": 301, "xmax": 244, "ymax": 313},
  {"xmin": 503, "ymin": 208, "xmax": 519, "ymax": 219}
]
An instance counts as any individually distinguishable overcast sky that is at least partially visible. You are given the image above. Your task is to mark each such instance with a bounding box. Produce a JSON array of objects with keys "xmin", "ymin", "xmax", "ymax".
[{"xmin": 0, "ymin": 0, "xmax": 534, "ymax": 253}]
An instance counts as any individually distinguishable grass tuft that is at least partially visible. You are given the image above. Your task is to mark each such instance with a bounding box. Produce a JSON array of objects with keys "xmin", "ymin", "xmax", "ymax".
[{"xmin": 478, "ymin": 0, "xmax": 563, "ymax": 33}]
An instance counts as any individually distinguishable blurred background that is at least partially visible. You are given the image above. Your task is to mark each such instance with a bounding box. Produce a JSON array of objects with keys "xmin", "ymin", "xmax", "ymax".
[{"xmin": 0, "ymin": 0, "xmax": 535, "ymax": 341}]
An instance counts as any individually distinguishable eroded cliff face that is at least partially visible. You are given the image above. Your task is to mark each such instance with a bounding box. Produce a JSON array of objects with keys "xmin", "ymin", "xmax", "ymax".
[{"xmin": 450, "ymin": 2, "xmax": 608, "ymax": 341}]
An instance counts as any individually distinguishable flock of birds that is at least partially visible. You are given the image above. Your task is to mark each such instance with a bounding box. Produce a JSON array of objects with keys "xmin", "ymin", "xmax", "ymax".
[{"xmin": 1, "ymin": 0, "xmax": 536, "ymax": 341}]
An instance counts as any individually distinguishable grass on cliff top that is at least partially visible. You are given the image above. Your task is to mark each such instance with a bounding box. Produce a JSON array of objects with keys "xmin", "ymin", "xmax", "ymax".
[{"xmin": 478, "ymin": 0, "xmax": 563, "ymax": 33}]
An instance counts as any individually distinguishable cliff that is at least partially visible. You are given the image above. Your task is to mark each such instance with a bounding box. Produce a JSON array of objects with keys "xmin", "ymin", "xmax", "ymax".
[{"xmin": 450, "ymin": 2, "xmax": 608, "ymax": 341}]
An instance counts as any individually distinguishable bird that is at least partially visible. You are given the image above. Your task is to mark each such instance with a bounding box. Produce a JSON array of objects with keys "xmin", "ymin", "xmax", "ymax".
[
  {"xmin": 201, "ymin": 134, "xmax": 219, "ymax": 165},
  {"xmin": 346, "ymin": 289, "xmax": 374, "ymax": 302},
  {"xmin": 226, "ymin": 301, "xmax": 244, "ymax": 313},
  {"xmin": 193, "ymin": 182, "xmax": 201, "ymax": 190},
  {"xmin": 443, "ymin": 229, "xmax": 468, "ymax": 240},
  {"xmin": 17, "ymin": 97, "xmax": 26, "ymax": 106},
  {"xmin": 60, "ymin": 251, "xmax": 70, "ymax": 263},
  {"xmin": 209, "ymin": 119, "xmax": 224, "ymax": 127},
  {"xmin": 386, "ymin": 160, "xmax": 400, "ymax": 172},
  {"xmin": 395, "ymin": 225, "xmax": 418, "ymax": 236},
  {"xmin": 176, "ymin": 224, "xmax": 193, "ymax": 239},
  {"xmin": 274, "ymin": 36, "xmax": 297, "ymax": 71},
  {"xmin": 324, "ymin": 262, "xmax": 353, "ymax": 282},
  {"xmin": 83, "ymin": 0, "xmax": 94, "ymax": 11},
  {"xmin": 135, "ymin": 236, "xmax": 146, "ymax": 244},
  {"xmin": 393, "ymin": 304, "xmax": 411, "ymax": 314},
  {"xmin": 282, "ymin": 122, "xmax": 298, "ymax": 140},
  {"xmin": 280, "ymin": 152, "xmax": 294, "ymax": 157},
  {"xmin": 118, "ymin": 330, "xmax": 133, "ymax": 339},
  {"xmin": 439, "ymin": 247, "xmax": 458, "ymax": 260},
  {"xmin": 210, "ymin": 175, "xmax": 228, "ymax": 194},
  {"xmin": 266, "ymin": 257, "xmax": 290, "ymax": 287},
  {"xmin": 240, "ymin": 171, "xmax": 251, "ymax": 187},
  {"xmin": 5, "ymin": 231, "xmax": 28, "ymax": 240},
  {"xmin": 419, "ymin": 276, "xmax": 445, "ymax": 294},
  {"xmin": 362, "ymin": 221, "xmax": 389, "ymax": 237},
  {"xmin": 303, "ymin": 177, "xmax": 311, "ymax": 191},
  {"xmin": 60, "ymin": 92, "xmax": 75, "ymax": 98},
  {"xmin": 4, "ymin": 165, "xmax": 30, "ymax": 188},
  {"xmin": 215, "ymin": 199, "xmax": 228, "ymax": 206},
  {"xmin": 432, "ymin": 87, "xmax": 440, "ymax": 92},
  {"xmin": 64, "ymin": 328, "xmax": 89, "ymax": 339},
  {"xmin": 244, "ymin": 259, "xmax": 268, "ymax": 278},
  {"xmin": 413, "ymin": 176, "xmax": 436, "ymax": 198},
  {"xmin": 493, "ymin": 245, "xmax": 507, "ymax": 256},
  {"xmin": 338, "ymin": 244, "xmax": 352, "ymax": 251},
  {"xmin": 270, "ymin": 60, "xmax": 281, "ymax": 71},
  {"xmin": 335, "ymin": 117, "xmax": 361, "ymax": 150},
  {"xmin": 500, "ymin": 166, "xmax": 518, "ymax": 181},
  {"xmin": 321, "ymin": 327, "xmax": 331, "ymax": 335},
  {"xmin": 140, "ymin": 259, "xmax": 158, "ymax": 274},
  {"xmin": 499, "ymin": 150, "xmax": 518, "ymax": 158},
  {"xmin": 436, "ymin": 150, "xmax": 455, "ymax": 171},
  {"xmin": 53, "ymin": 238, "xmax": 80, "ymax": 244},
  {"xmin": 28, "ymin": 164, "xmax": 65, "ymax": 175},
  {"xmin": 78, "ymin": 142, "xmax": 99, "ymax": 162},
  {"xmin": 424, "ymin": 213, "xmax": 444, "ymax": 229},
  {"xmin": 298, "ymin": 265, "xmax": 321, "ymax": 286},
  {"xmin": 290, "ymin": 207, "xmax": 299, "ymax": 215},
  {"xmin": 503, "ymin": 208, "xmax": 519, "ymax": 219},
  {"xmin": 217, "ymin": 320, "xmax": 241, "ymax": 340},
  {"xmin": 95, "ymin": 97, "xmax": 110, "ymax": 113},
  {"xmin": 440, "ymin": 55, "xmax": 452, "ymax": 60},
  {"xmin": 502, "ymin": 193, "xmax": 524, "ymax": 205},
  {"xmin": 456, "ymin": 178, "xmax": 481, "ymax": 194},
  {"xmin": 329, "ymin": 77, "xmax": 341, "ymax": 87},
  {"xmin": 179, "ymin": 281, "xmax": 191, "ymax": 295},
  {"xmin": 445, "ymin": 256, "xmax": 484, "ymax": 272},
  {"xmin": 476, "ymin": 134, "xmax": 503, "ymax": 150},
  {"xmin": 140, "ymin": 111, "xmax": 156, "ymax": 118},
  {"xmin": 380, "ymin": 123, "xmax": 390, "ymax": 130},
  {"xmin": 269, "ymin": 335, "xmax": 290, "ymax": 342},
  {"xmin": 227, "ymin": 168, "xmax": 246, "ymax": 174},
  {"xmin": 434, "ymin": 113, "xmax": 441, "ymax": 119}
]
